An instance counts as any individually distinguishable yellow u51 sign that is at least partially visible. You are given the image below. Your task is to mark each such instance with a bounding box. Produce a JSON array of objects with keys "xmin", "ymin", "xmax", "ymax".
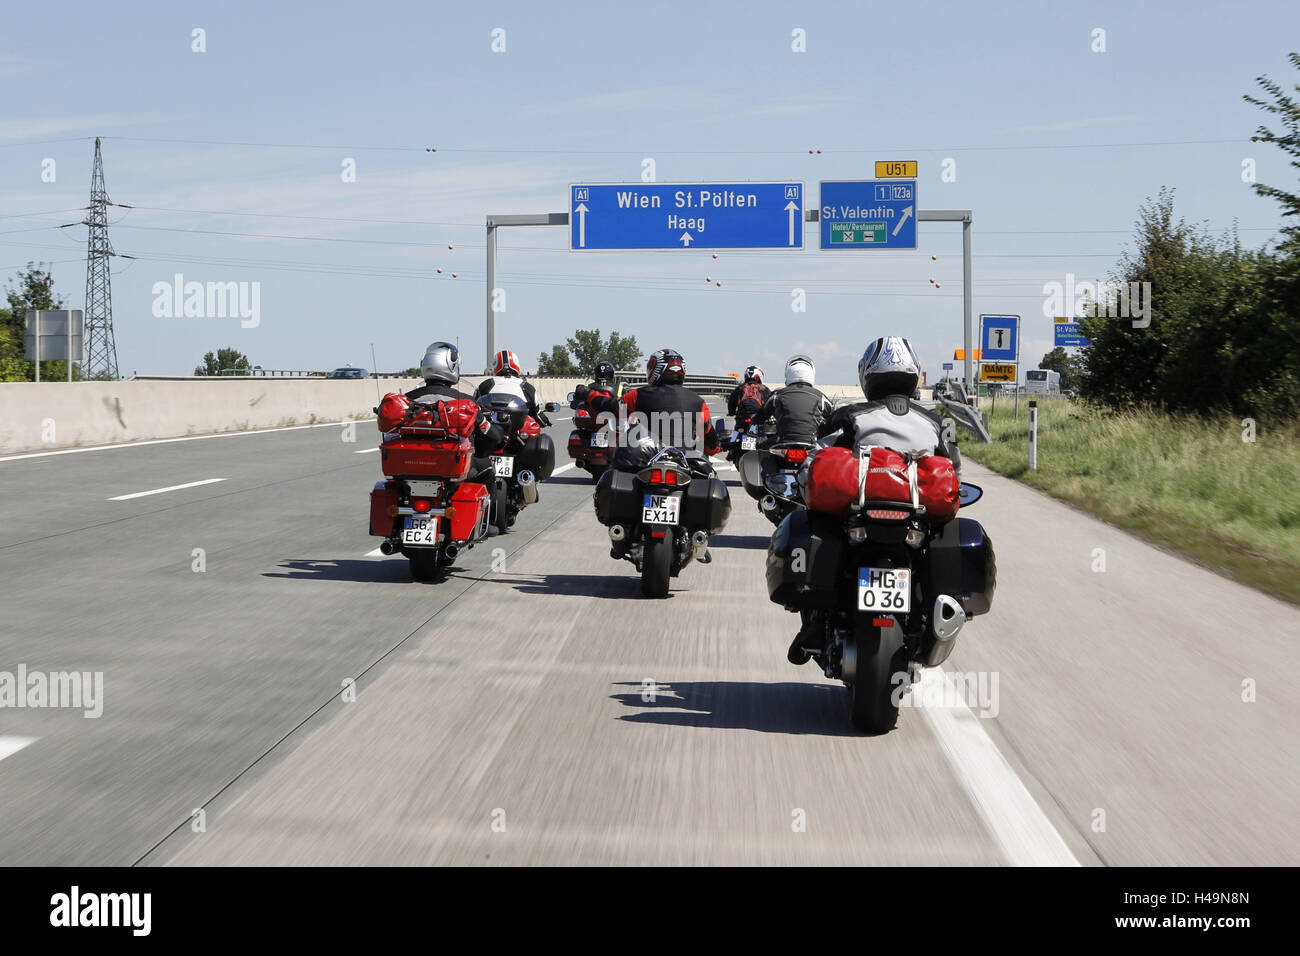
[{"xmin": 875, "ymin": 161, "xmax": 918, "ymax": 178}]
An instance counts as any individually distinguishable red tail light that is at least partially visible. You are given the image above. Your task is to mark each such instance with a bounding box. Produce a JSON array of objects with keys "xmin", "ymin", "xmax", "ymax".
[
  {"xmin": 872, "ymin": 617, "xmax": 893, "ymax": 628},
  {"xmin": 783, "ymin": 448, "xmax": 808, "ymax": 463},
  {"xmin": 413, "ymin": 498, "xmax": 432, "ymax": 513},
  {"xmin": 665, "ymin": 470, "xmax": 678, "ymax": 485},
  {"xmin": 865, "ymin": 507, "xmax": 909, "ymax": 521}
]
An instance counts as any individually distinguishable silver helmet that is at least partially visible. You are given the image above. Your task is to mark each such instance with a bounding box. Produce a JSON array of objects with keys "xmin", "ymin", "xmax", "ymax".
[
  {"xmin": 858, "ymin": 337, "xmax": 920, "ymax": 400},
  {"xmin": 419, "ymin": 341, "xmax": 460, "ymax": 385},
  {"xmin": 785, "ymin": 354, "xmax": 815, "ymax": 386}
]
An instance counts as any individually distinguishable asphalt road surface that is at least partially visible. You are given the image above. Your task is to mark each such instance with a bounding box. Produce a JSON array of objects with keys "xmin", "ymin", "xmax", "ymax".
[{"xmin": 0, "ymin": 406, "xmax": 1295, "ymax": 865}]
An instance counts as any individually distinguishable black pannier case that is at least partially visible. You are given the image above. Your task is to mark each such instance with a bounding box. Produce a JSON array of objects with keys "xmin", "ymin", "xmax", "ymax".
[
  {"xmin": 593, "ymin": 469, "xmax": 641, "ymax": 526},
  {"xmin": 766, "ymin": 509, "xmax": 844, "ymax": 610},
  {"xmin": 682, "ymin": 475, "xmax": 731, "ymax": 533},
  {"xmin": 921, "ymin": 516, "xmax": 996, "ymax": 616},
  {"xmin": 519, "ymin": 433, "xmax": 555, "ymax": 481}
]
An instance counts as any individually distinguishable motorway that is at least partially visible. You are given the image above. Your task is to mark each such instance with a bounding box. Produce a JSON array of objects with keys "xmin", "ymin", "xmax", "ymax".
[{"xmin": 0, "ymin": 404, "xmax": 1296, "ymax": 866}]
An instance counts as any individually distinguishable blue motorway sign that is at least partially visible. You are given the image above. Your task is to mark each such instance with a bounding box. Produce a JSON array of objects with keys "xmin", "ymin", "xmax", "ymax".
[
  {"xmin": 1054, "ymin": 319, "xmax": 1090, "ymax": 348},
  {"xmin": 569, "ymin": 182, "xmax": 804, "ymax": 251},
  {"xmin": 979, "ymin": 314, "xmax": 1020, "ymax": 363},
  {"xmin": 819, "ymin": 180, "xmax": 918, "ymax": 250}
]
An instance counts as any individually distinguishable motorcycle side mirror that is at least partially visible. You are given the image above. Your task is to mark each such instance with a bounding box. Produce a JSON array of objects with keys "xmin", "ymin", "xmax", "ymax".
[
  {"xmin": 959, "ymin": 482, "xmax": 983, "ymax": 506},
  {"xmin": 566, "ymin": 392, "xmax": 576, "ymax": 402},
  {"xmin": 545, "ymin": 402, "xmax": 559, "ymax": 412}
]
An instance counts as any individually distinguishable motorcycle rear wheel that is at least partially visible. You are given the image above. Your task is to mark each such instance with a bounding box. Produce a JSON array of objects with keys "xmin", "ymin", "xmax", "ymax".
[
  {"xmin": 847, "ymin": 616, "xmax": 907, "ymax": 733},
  {"xmin": 408, "ymin": 551, "xmax": 441, "ymax": 582},
  {"xmin": 588, "ymin": 463, "xmax": 607, "ymax": 483},
  {"xmin": 492, "ymin": 479, "xmax": 509, "ymax": 535},
  {"xmin": 640, "ymin": 534, "xmax": 672, "ymax": 598}
]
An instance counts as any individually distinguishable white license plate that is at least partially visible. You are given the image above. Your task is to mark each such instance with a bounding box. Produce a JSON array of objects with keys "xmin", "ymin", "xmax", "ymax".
[
  {"xmin": 741, "ymin": 435, "xmax": 757, "ymax": 451},
  {"xmin": 402, "ymin": 516, "xmax": 439, "ymax": 546},
  {"xmin": 492, "ymin": 455, "xmax": 514, "ymax": 477},
  {"xmin": 642, "ymin": 493, "xmax": 681, "ymax": 525},
  {"xmin": 857, "ymin": 566, "xmax": 911, "ymax": 612},
  {"xmin": 589, "ymin": 430, "xmax": 608, "ymax": 448}
]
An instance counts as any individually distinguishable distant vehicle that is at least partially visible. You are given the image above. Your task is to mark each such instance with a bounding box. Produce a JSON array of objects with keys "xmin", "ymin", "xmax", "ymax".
[
  {"xmin": 1025, "ymin": 368, "xmax": 1061, "ymax": 396},
  {"xmin": 327, "ymin": 366, "xmax": 369, "ymax": 380}
]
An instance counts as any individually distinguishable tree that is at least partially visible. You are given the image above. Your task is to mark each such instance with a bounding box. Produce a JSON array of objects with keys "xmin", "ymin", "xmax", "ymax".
[
  {"xmin": 1038, "ymin": 347, "xmax": 1083, "ymax": 392},
  {"xmin": 535, "ymin": 344, "xmax": 578, "ymax": 376},
  {"xmin": 0, "ymin": 263, "xmax": 72, "ymax": 381},
  {"xmin": 1245, "ymin": 52, "xmax": 1300, "ymax": 248},
  {"xmin": 194, "ymin": 348, "xmax": 252, "ymax": 376}
]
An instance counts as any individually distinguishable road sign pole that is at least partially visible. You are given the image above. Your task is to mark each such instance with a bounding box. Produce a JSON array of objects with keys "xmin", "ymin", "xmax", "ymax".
[
  {"xmin": 1028, "ymin": 401, "xmax": 1038, "ymax": 471},
  {"xmin": 963, "ymin": 218, "xmax": 972, "ymax": 392},
  {"xmin": 485, "ymin": 222, "xmax": 497, "ymax": 370},
  {"xmin": 34, "ymin": 311, "xmax": 40, "ymax": 383}
]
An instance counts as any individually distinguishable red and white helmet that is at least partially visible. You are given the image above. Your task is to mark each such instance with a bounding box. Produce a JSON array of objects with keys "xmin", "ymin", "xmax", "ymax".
[
  {"xmin": 493, "ymin": 349, "xmax": 522, "ymax": 377},
  {"xmin": 744, "ymin": 365, "xmax": 764, "ymax": 384},
  {"xmin": 646, "ymin": 348, "xmax": 685, "ymax": 385}
]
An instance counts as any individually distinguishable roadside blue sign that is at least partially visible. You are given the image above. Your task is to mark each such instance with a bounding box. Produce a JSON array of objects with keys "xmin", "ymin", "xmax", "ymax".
[
  {"xmin": 819, "ymin": 180, "xmax": 918, "ymax": 250},
  {"xmin": 942, "ymin": 362, "xmax": 954, "ymax": 370},
  {"xmin": 979, "ymin": 314, "xmax": 1020, "ymax": 363},
  {"xmin": 1054, "ymin": 320, "xmax": 1090, "ymax": 348},
  {"xmin": 569, "ymin": 182, "xmax": 804, "ymax": 251}
]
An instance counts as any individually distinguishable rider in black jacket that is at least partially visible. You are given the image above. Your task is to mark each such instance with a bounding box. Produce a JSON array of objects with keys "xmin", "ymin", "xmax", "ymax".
[{"xmin": 753, "ymin": 354, "xmax": 834, "ymax": 445}]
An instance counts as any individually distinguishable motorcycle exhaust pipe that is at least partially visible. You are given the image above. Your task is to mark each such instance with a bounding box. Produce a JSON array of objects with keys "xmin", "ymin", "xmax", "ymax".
[
  {"xmin": 691, "ymin": 530, "xmax": 710, "ymax": 563},
  {"xmin": 924, "ymin": 594, "xmax": 967, "ymax": 666},
  {"xmin": 444, "ymin": 544, "xmax": 459, "ymax": 560},
  {"xmin": 760, "ymin": 494, "xmax": 778, "ymax": 513},
  {"xmin": 609, "ymin": 524, "xmax": 626, "ymax": 543},
  {"xmin": 380, "ymin": 540, "xmax": 398, "ymax": 555},
  {"xmin": 517, "ymin": 469, "xmax": 539, "ymax": 505}
]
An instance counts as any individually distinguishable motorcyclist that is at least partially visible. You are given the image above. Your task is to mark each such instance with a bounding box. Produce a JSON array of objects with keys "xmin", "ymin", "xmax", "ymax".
[
  {"xmin": 578, "ymin": 348, "xmax": 720, "ymax": 470},
  {"xmin": 582, "ymin": 360, "xmax": 618, "ymax": 405},
  {"xmin": 727, "ymin": 365, "xmax": 772, "ymax": 427},
  {"xmin": 388, "ymin": 341, "xmax": 505, "ymax": 454},
  {"xmin": 475, "ymin": 349, "xmax": 550, "ymax": 426},
  {"xmin": 753, "ymin": 354, "xmax": 834, "ymax": 446},
  {"xmin": 787, "ymin": 336, "xmax": 961, "ymax": 666}
]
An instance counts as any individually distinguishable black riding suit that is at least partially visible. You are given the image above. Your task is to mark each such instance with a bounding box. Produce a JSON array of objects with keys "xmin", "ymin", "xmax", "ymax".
[{"xmin": 587, "ymin": 381, "xmax": 720, "ymax": 471}]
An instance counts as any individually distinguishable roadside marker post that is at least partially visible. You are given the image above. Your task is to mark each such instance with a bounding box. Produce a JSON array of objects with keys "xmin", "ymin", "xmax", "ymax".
[{"xmin": 1028, "ymin": 401, "xmax": 1038, "ymax": 471}]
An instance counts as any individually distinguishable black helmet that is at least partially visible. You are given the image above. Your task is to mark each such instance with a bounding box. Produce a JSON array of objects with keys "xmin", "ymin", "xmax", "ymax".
[{"xmin": 594, "ymin": 360, "xmax": 615, "ymax": 384}]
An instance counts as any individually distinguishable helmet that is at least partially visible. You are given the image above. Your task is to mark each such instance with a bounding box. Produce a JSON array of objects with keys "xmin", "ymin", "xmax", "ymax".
[
  {"xmin": 859, "ymin": 337, "xmax": 921, "ymax": 401},
  {"xmin": 785, "ymin": 354, "xmax": 815, "ymax": 386},
  {"xmin": 419, "ymin": 341, "xmax": 460, "ymax": 384},
  {"xmin": 646, "ymin": 348, "xmax": 685, "ymax": 385},
  {"xmin": 594, "ymin": 361, "xmax": 616, "ymax": 384},
  {"xmin": 493, "ymin": 349, "xmax": 521, "ymax": 377},
  {"xmin": 743, "ymin": 365, "xmax": 764, "ymax": 384}
]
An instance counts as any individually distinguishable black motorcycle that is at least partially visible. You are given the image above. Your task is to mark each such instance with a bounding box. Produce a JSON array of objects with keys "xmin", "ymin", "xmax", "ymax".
[
  {"xmin": 767, "ymin": 471, "xmax": 995, "ymax": 733},
  {"xmin": 738, "ymin": 440, "xmax": 813, "ymax": 526},
  {"xmin": 476, "ymin": 393, "xmax": 557, "ymax": 534},
  {"xmin": 593, "ymin": 446, "xmax": 731, "ymax": 597}
]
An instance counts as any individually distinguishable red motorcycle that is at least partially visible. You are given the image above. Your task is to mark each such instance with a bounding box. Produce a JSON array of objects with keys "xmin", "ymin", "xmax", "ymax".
[
  {"xmin": 566, "ymin": 395, "xmax": 615, "ymax": 482},
  {"xmin": 368, "ymin": 393, "xmax": 492, "ymax": 581}
]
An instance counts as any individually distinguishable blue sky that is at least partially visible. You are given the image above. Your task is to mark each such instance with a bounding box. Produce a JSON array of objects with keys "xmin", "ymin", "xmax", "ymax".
[{"xmin": 2, "ymin": 0, "xmax": 1297, "ymax": 384}]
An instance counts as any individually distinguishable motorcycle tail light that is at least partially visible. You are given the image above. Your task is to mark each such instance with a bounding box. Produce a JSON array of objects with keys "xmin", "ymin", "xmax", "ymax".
[
  {"xmin": 872, "ymin": 617, "xmax": 893, "ymax": 628},
  {"xmin": 783, "ymin": 448, "xmax": 808, "ymax": 463},
  {"xmin": 866, "ymin": 508, "xmax": 909, "ymax": 521},
  {"xmin": 639, "ymin": 468, "xmax": 664, "ymax": 484},
  {"xmin": 413, "ymin": 498, "xmax": 432, "ymax": 513},
  {"xmin": 665, "ymin": 470, "xmax": 678, "ymax": 485}
]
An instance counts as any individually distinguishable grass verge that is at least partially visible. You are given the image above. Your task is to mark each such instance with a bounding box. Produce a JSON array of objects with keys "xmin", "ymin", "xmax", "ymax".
[{"xmin": 958, "ymin": 397, "xmax": 1300, "ymax": 605}]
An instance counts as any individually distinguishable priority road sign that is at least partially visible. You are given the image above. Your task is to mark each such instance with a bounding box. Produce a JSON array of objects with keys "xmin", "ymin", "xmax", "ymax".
[
  {"xmin": 569, "ymin": 182, "xmax": 804, "ymax": 251},
  {"xmin": 819, "ymin": 179, "xmax": 918, "ymax": 250},
  {"xmin": 979, "ymin": 314, "xmax": 1020, "ymax": 363}
]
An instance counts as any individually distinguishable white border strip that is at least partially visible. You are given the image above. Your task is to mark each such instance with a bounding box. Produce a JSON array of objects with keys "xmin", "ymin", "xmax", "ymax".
[{"xmin": 0, "ymin": 420, "xmax": 353, "ymax": 464}]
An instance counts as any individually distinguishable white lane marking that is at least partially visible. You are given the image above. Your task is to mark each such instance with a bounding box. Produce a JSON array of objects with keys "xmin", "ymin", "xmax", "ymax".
[
  {"xmin": 915, "ymin": 667, "xmax": 1079, "ymax": 866},
  {"xmin": 0, "ymin": 736, "xmax": 36, "ymax": 762},
  {"xmin": 550, "ymin": 463, "xmax": 576, "ymax": 477},
  {"xmin": 709, "ymin": 457, "xmax": 737, "ymax": 473},
  {"xmin": 364, "ymin": 547, "xmax": 385, "ymax": 557},
  {"xmin": 108, "ymin": 478, "xmax": 226, "ymax": 501},
  {"xmin": 355, "ymin": 447, "xmax": 379, "ymax": 454},
  {"xmin": 0, "ymin": 420, "xmax": 355, "ymax": 464}
]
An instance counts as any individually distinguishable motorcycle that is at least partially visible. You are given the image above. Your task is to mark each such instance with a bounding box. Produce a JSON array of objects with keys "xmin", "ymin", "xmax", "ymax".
[
  {"xmin": 565, "ymin": 391, "xmax": 615, "ymax": 482},
  {"xmin": 369, "ymin": 395, "xmax": 492, "ymax": 582},
  {"xmin": 592, "ymin": 445, "xmax": 731, "ymax": 597},
  {"xmin": 739, "ymin": 440, "xmax": 813, "ymax": 526},
  {"xmin": 767, "ymin": 446, "xmax": 996, "ymax": 733},
  {"xmin": 477, "ymin": 393, "xmax": 557, "ymax": 534}
]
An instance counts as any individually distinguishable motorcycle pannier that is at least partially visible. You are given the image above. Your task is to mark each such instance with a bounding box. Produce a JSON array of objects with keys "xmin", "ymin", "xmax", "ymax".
[
  {"xmin": 446, "ymin": 481, "xmax": 490, "ymax": 541},
  {"xmin": 593, "ymin": 468, "xmax": 641, "ymax": 526},
  {"xmin": 519, "ymin": 433, "xmax": 556, "ymax": 481},
  {"xmin": 921, "ymin": 516, "xmax": 996, "ymax": 616},
  {"xmin": 682, "ymin": 474, "xmax": 731, "ymax": 533},
  {"xmin": 766, "ymin": 509, "xmax": 843, "ymax": 610},
  {"xmin": 369, "ymin": 480, "xmax": 399, "ymax": 536}
]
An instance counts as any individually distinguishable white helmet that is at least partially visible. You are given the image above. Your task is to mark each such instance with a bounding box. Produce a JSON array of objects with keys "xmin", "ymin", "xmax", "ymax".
[
  {"xmin": 785, "ymin": 354, "xmax": 815, "ymax": 386},
  {"xmin": 419, "ymin": 341, "xmax": 460, "ymax": 385},
  {"xmin": 858, "ymin": 337, "xmax": 920, "ymax": 400}
]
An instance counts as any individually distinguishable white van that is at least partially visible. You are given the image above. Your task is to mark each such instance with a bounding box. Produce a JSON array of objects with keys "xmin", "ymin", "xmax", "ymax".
[{"xmin": 1025, "ymin": 368, "xmax": 1061, "ymax": 396}]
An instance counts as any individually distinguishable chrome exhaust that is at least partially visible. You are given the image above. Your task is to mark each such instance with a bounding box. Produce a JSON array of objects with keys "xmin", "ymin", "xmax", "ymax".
[
  {"xmin": 380, "ymin": 540, "xmax": 397, "ymax": 555},
  {"xmin": 444, "ymin": 544, "xmax": 459, "ymax": 560},
  {"xmin": 609, "ymin": 523, "xmax": 626, "ymax": 542},
  {"xmin": 924, "ymin": 594, "xmax": 967, "ymax": 666},
  {"xmin": 760, "ymin": 494, "xmax": 778, "ymax": 513},
  {"xmin": 691, "ymin": 530, "xmax": 710, "ymax": 563},
  {"xmin": 517, "ymin": 469, "xmax": 539, "ymax": 504}
]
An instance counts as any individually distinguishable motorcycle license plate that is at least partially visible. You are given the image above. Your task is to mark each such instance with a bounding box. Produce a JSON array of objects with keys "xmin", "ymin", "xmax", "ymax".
[
  {"xmin": 491, "ymin": 455, "xmax": 514, "ymax": 477},
  {"xmin": 590, "ymin": 430, "xmax": 608, "ymax": 448},
  {"xmin": 642, "ymin": 493, "xmax": 681, "ymax": 525},
  {"xmin": 741, "ymin": 435, "xmax": 757, "ymax": 451},
  {"xmin": 402, "ymin": 516, "xmax": 439, "ymax": 546},
  {"xmin": 857, "ymin": 566, "xmax": 911, "ymax": 612}
]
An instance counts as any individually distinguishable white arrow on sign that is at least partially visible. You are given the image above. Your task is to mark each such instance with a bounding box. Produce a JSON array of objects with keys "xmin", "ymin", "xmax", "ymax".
[
  {"xmin": 892, "ymin": 206, "xmax": 913, "ymax": 237},
  {"xmin": 679, "ymin": 232, "xmax": 693, "ymax": 247},
  {"xmin": 575, "ymin": 203, "xmax": 589, "ymax": 248},
  {"xmin": 785, "ymin": 201, "xmax": 799, "ymax": 245}
]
